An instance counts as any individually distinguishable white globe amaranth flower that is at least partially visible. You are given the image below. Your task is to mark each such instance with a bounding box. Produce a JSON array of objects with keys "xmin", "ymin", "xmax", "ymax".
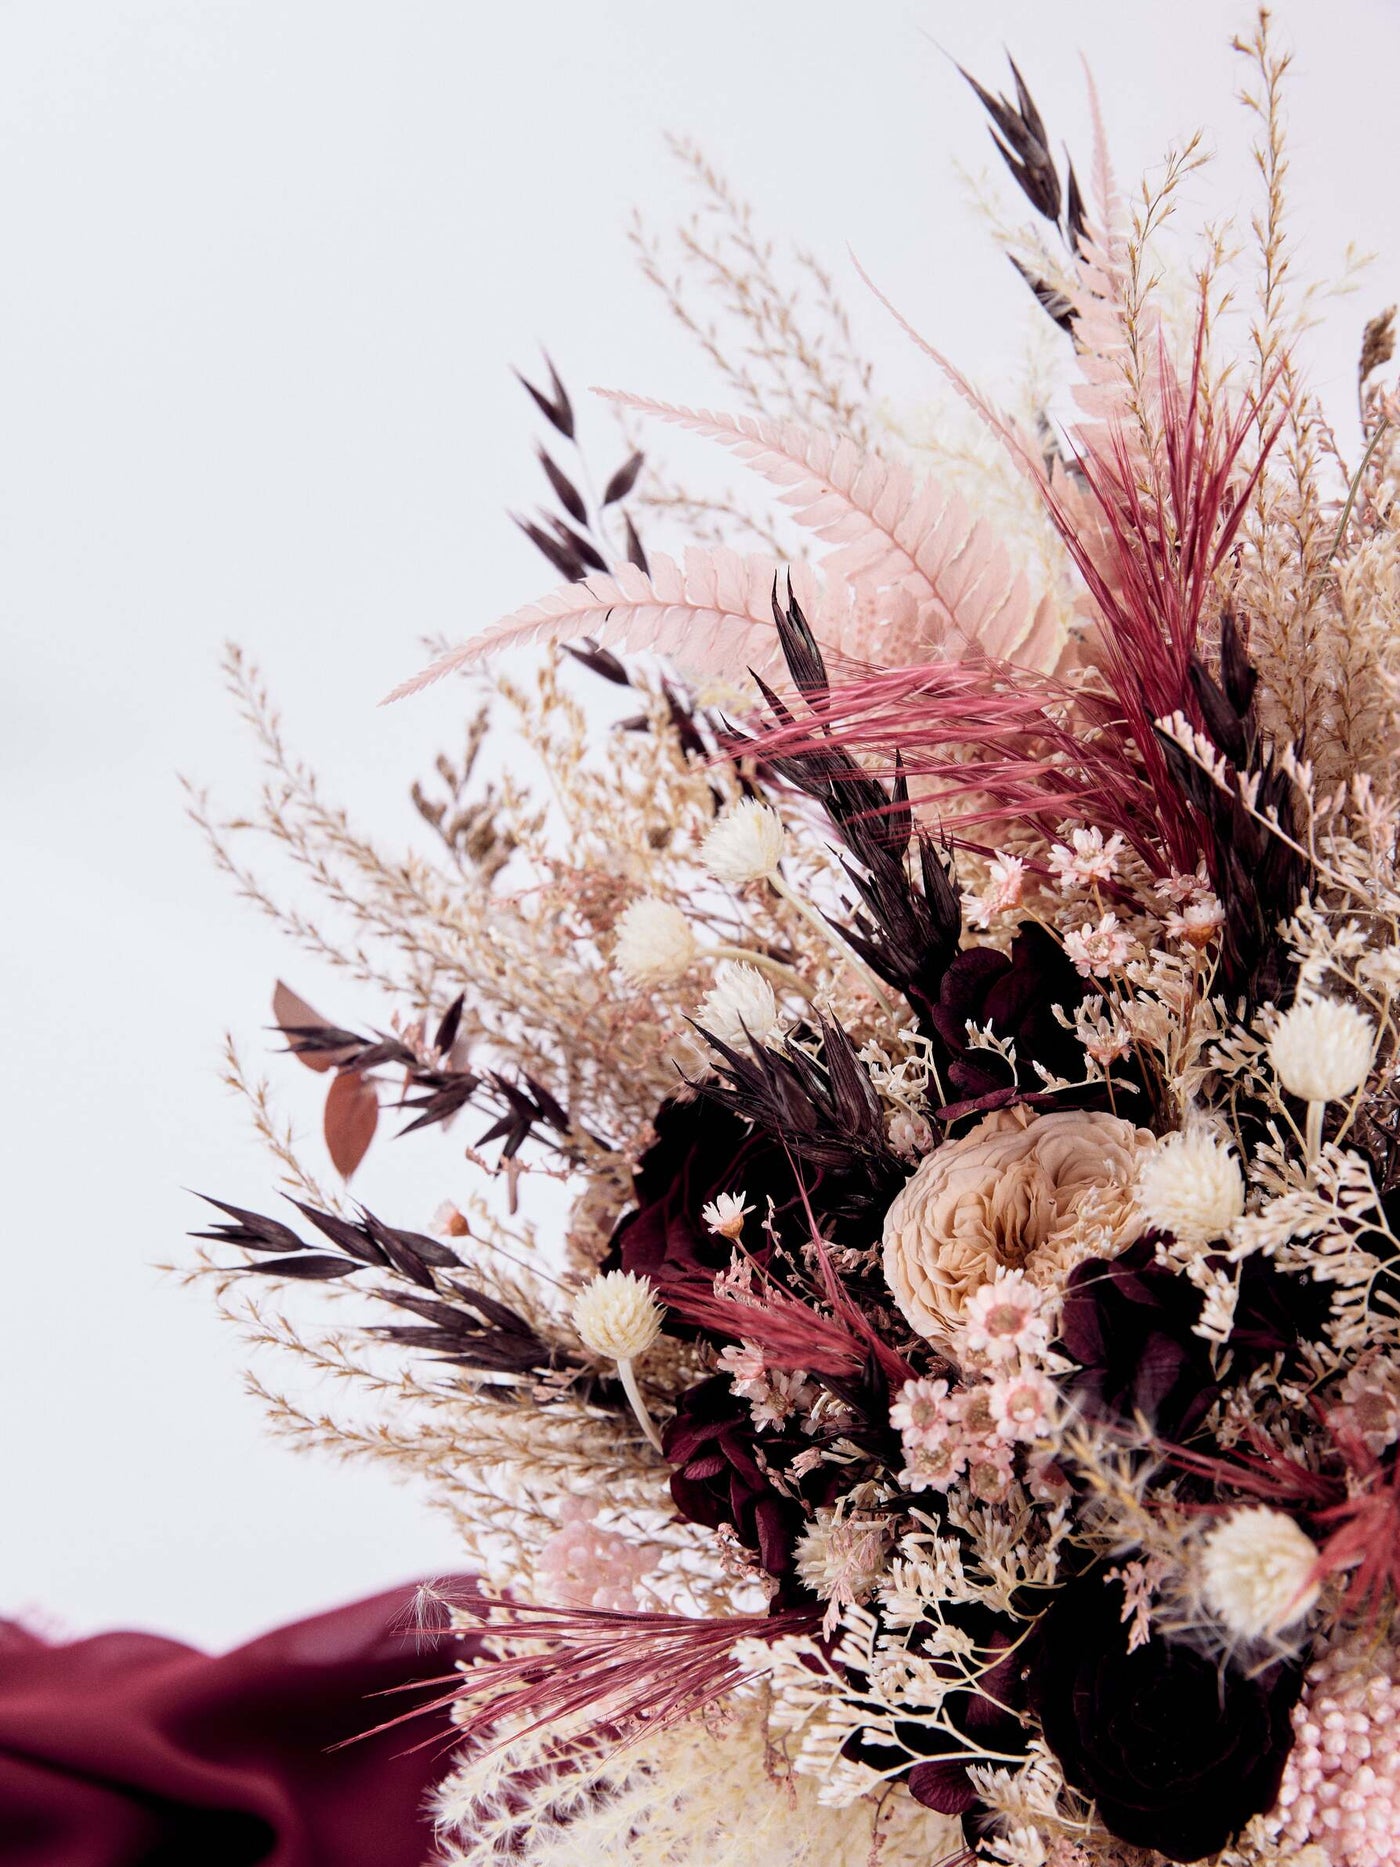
[
  {"xmin": 1136, "ymin": 1128, "xmax": 1245, "ymax": 1246},
  {"xmin": 695, "ymin": 960, "xmax": 786, "ymax": 1048},
  {"xmin": 1200, "ymin": 1505, "xmax": 1320, "ymax": 1640},
  {"xmin": 1269, "ymin": 996, "xmax": 1375, "ymax": 1104},
  {"xmin": 700, "ymin": 799, "xmax": 785, "ymax": 885},
  {"xmin": 571, "ymin": 1270, "xmax": 664, "ymax": 1361},
  {"xmin": 613, "ymin": 896, "xmax": 697, "ymax": 987}
]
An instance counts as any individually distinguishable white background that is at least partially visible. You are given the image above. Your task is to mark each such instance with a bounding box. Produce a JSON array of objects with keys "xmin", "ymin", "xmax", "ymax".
[{"xmin": 3, "ymin": 1, "xmax": 1397, "ymax": 1650}]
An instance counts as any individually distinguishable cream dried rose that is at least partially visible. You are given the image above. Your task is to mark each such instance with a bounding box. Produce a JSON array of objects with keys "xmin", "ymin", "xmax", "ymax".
[{"xmin": 881, "ymin": 1107, "xmax": 1155, "ymax": 1343}]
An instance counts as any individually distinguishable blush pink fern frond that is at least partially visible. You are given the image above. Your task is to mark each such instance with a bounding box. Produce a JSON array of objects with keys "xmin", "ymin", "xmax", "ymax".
[
  {"xmin": 741, "ymin": 292, "xmax": 1282, "ymax": 874},
  {"xmin": 383, "ymin": 547, "xmax": 815, "ymax": 701},
  {"xmin": 599, "ymin": 388, "xmax": 1047, "ymax": 668}
]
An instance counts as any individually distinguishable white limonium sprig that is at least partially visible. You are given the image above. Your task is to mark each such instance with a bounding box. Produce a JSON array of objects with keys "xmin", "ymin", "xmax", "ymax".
[
  {"xmin": 701, "ymin": 800, "xmax": 900, "ymax": 1021},
  {"xmin": 1268, "ymin": 995, "xmax": 1375, "ymax": 1165},
  {"xmin": 572, "ymin": 1270, "xmax": 666, "ymax": 1454}
]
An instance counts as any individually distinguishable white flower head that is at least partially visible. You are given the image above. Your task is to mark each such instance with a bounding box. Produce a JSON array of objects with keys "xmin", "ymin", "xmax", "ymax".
[
  {"xmin": 701, "ymin": 799, "xmax": 785, "ymax": 885},
  {"xmin": 1165, "ymin": 895, "xmax": 1225, "ymax": 950},
  {"xmin": 1199, "ymin": 1506, "xmax": 1320, "ymax": 1640},
  {"xmin": 1136, "ymin": 1128, "xmax": 1245, "ymax": 1247},
  {"xmin": 571, "ymin": 1270, "xmax": 664, "ymax": 1361},
  {"xmin": 1048, "ymin": 826, "xmax": 1125, "ymax": 890},
  {"xmin": 1062, "ymin": 912, "xmax": 1135, "ymax": 978},
  {"xmin": 613, "ymin": 896, "xmax": 698, "ymax": 987},
  {"xmin": 695, "ymin": 960, "xmax": 787, "ymax": 1048},
  {"xmin": 701, "ymin": 1190, "xmax": 753, "ymax": 1241},
  {"xmin": 1269, "ymin": 996, "xmax": 1375, "ymax": 1103},
  {"xmin": 962, "ymin": 851, "xmax": 1025, "ymax": 929}
]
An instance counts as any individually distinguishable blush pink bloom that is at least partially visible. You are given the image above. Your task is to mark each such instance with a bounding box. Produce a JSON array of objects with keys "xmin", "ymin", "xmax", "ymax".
[
  {"xmin": 535, "ymin": 1502, "xmax": 656, "ymax": 1613},
  {"xmin": 1047, "ymin": 826, "xmax": 1125, "ymax": 889},
  {"xmin": 1062, "ymin": 911, "xmax": 1135, "ymax": 978}
]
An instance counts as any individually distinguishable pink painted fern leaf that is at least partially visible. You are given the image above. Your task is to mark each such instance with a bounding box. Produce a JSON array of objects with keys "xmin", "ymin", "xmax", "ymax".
[
  {"xmin": 598, "ymin": 389, "xmax": 1052, "ymax": 669},
  {"xmin": 384, "ymin": 547, "xmax": 820, "ymax": 701}
]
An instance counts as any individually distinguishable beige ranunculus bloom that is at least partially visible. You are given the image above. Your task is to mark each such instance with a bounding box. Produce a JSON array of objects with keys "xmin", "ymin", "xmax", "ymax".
[{"xmin": 881, "ymin": 1106, "xmax": 1155, "ymax": 1345}]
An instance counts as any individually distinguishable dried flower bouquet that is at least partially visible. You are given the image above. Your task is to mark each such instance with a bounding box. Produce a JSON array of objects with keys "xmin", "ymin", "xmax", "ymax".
[{"xmin": 191, "ymin": 14, "xmax": 1400, "ymax": 1865}]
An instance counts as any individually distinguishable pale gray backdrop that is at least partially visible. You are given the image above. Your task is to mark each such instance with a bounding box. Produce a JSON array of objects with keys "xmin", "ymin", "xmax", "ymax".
[{"xmin": 4, "ymin": 0, "xmax": 1397, "ymax": 1648}]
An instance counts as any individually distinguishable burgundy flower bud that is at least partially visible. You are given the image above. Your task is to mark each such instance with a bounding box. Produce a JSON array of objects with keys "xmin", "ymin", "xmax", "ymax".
[{"xmin": 1031, "ymin": 1572, "xmax": 1302, "ymax": 1862}]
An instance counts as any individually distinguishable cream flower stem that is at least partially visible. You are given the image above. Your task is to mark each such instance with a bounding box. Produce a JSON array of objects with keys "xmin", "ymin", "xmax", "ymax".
[
  {"xmin": 709, "ymin": 943, "xmax": 817, "ymax": 1002},
  {"xmin": 1304, "ymin": 1099, "xmax": 1325, "ymax": 1170},
  {"xmin": 617, "ymin": 1357, "xmax": 665, "ymax": 1454},
  {"xmin": 768, "ymin": 874, "xmax": 900, "ymax": 1022}
]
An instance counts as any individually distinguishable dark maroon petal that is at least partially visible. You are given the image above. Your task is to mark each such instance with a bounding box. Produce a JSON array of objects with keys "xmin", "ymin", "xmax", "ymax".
[{"xmin": 908, "ymin": 1759, "xmax": 978, "ymax": 1814}]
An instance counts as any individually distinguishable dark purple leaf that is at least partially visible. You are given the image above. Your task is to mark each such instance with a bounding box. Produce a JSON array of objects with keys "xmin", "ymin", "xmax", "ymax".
[
  {"xmin": 603, "ymin": 450, "xmax": 644, "ymax": 504},
  {"xmin": 434, "ymin": 994, "xmax": 464, "ymax": 1057},
  {"xmin": 242, "ymin": 1253, "xmax": 358, "ymax": 1281},
  {"xmin": 624, "ymin": 513, "xmax": 649, "ymax": 575},
  {"xmin": 537, "ymin": 447, "xmax": 588, "ymax": 524}
]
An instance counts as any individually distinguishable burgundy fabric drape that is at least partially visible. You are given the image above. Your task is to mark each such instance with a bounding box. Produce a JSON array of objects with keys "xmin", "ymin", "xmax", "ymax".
[{"xmin": 0, "ymin": 1583, "xmax": 473, "ymax": 1866}]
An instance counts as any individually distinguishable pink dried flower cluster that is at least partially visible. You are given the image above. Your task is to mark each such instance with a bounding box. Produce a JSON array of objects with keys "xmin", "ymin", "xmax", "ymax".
[
  {"xmin": 534, "ymin": 1500, "xmax": 657, "ymax": 1613},
  {"xmin": 890, "ymin": 1271, "xmax": 1056, "ymax": 1500},
  {"xmin": 716, "ymin": 1340, "xmax": 813, "ymax": 1430},
  {"xmin": 962, "ymin": 850, "xmax": 1026, "ymax": 929},
  {"xmin": 1330, "ymin": 1358, "xmax": 1400, "ymax": 1456},
  {"xmin": 1272, "ymin": 1642, "xmax": 1400, "ymax": 1867}
]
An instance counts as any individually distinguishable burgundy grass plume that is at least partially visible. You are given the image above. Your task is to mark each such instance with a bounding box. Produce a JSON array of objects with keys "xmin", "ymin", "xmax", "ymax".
[{"xmin": 363, "ymin": 1584, "xmax": 820, "ymax": 1758}]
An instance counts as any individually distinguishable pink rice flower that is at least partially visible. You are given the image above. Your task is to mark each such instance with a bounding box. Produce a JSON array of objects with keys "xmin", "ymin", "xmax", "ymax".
[
  {"xmin": 535, "ymin": 1501, "xmax": 657, "ymax": 1613},
  {"xmin": 1272, "ymin": 1641, "xmax": 1400, "ymax": 1866}
]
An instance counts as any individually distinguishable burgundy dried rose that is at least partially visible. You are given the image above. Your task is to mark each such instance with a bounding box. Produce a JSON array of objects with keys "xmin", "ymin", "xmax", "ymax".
[
  {"xmin": 1059, "ymin": 1238, "xmax": 1333, "ymax": 1440},
  {"xmin": 662, "ymin": 1375, "xmax": 805, "ymax": 1580},
  {"xmin": 1032, "ymin": 1572, "xmax": 1303, "ymax": 1862},
  {"xmin": 931, "ymin": 922, "xmax": 1090, "ymax": 1112},
  {"xmin": 608, "ymin": 1097, "xmax": 790, "ymax": 1282}
]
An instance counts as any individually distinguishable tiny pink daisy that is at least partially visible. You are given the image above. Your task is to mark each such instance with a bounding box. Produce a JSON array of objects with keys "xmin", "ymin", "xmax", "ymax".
[
  {"xmin": 958, "ymin": 1269, "xmax": 1048, "ymax": 1365},
  {"xmin": 988, "ymin": 1369, "xmax": 1056, "ymax": 1442},
  {"xmin": 889, "ymin": 1377, "xmax": 952, "ymax": 1447}
]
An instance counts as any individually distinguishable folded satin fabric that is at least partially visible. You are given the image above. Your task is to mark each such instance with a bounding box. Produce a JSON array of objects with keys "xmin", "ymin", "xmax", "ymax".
[{"xmin": 0, "ymin": 1582, "xmax": 474, "ymax": 1866}]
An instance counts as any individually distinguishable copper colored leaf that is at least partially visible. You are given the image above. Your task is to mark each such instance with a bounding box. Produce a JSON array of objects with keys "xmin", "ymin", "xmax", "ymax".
[
  {"xmin": 273, "ymin": 979, "xmax": 357, "ymax": 1073},
  {"xmin": 324, "ymin": 1070, "xmax": 379, "ymax": 1178}
]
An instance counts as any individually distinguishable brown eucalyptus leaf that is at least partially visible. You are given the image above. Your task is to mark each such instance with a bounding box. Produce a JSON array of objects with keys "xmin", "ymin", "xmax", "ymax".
[
  {"xmin": 324, "ymin": 1069, "xmax": 379, "ymax": 1178},
  {"xmin": 273, "ymin": 980, "xmax": 357, "ymax": 1072}
]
